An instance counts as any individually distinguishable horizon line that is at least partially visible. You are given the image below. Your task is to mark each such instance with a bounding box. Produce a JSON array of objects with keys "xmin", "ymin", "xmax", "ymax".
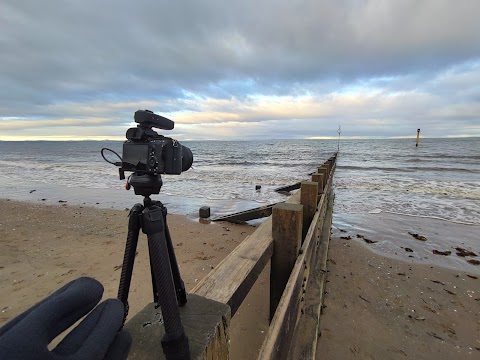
[{"xmin": 0, "ymin": 135, "xmax": 479, "ymax": 142}]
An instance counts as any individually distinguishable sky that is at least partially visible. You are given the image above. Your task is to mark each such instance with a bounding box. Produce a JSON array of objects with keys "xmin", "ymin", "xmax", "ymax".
[{"xmin": 1, "ymin": 0, "xmax": 479, "ymax": 140}]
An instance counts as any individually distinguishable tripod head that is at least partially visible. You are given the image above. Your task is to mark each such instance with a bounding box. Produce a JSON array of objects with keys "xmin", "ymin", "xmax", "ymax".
[{"xmin": 127, "ymin": 173, "xmax": 163, "ymax": 197}]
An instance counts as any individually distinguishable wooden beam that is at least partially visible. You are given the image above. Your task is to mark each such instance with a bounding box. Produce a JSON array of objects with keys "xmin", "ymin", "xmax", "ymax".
[
  {"xmin": 192, "ymin": 190, "xmax": 301, "ymax": 317},
  {"xmin": 270, "ymin": 203, "xmax": 303, "ymax": 321},
  {"xmin": 191, "ymin": 217, "xmax": 273, "ymax": 316},
  {"xmin": 289, "ymin": 191, "xmax": 334, "ymax": 359},
  {"xmin": 212, "ymin": 203, "xmax": 279, "ymax": 223},
  {"xmin": 274, "ymin": 182, "xmax": 301, "ymax": 193}
]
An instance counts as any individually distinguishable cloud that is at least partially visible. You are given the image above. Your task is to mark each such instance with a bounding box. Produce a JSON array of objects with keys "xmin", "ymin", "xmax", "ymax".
[{"xmin": 0, "ymin": 0, "xmax": 479, "ymax": 139}]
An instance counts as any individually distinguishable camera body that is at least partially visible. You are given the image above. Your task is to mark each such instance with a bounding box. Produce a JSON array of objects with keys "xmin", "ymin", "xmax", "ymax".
[
  {"xmin": 122, "ymin": 137, "xmax": 184, "ymax": 175},
  {"xmin": 120, "ymin": 110, "xmax": 193, "ymax": 176}
]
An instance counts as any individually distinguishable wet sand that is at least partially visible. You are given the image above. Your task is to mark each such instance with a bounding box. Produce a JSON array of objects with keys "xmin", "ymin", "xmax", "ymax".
[
  {"xmin": 332, "ymin": 212, "xmax": 480, "ymax": 273},
  {"xmin": 0, "ymin": 199, "xmax": 268, "ymax": 359},
  {"xmin": 317, "ymin": 237, "xmax": 480, "ymax": 360}
]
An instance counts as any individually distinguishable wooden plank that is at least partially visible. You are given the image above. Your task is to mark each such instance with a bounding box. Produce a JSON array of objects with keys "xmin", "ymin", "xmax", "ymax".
[
  {"xmin": 274, "ymin": 182, "xmax": 301, "ymax": 193},
  {"xmin": 192, "ymin": 190, "xmax": 301, "ymax": 318},
  {"xmin": 212, "ymin": 203, "xmax": 279, "ymax": 223},
  {"xmin": 259, "ymin": 245, "xmax": 306, "ymax": 360},
  {"xmin": 270, "ymin": 203, "xmax": 303, "ymax": 320},
  {"xmin": 289, "ymin": 190, "xmax": 334, "ymax": 359},
  {"xmin": 191, "ymin": 217, "xmax": 273, "ymax": 317}
]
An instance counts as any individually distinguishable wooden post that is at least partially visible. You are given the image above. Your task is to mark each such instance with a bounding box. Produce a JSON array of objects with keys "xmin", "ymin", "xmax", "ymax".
[
  {"xmin": 327, "ymin": 159, "xmax": 334, "ymax": 173},
  {"xmin": 322, "ymin": 162, "xmax": 331, "ymax": 177},
  {"xmin": 311, "ymin": 173, "xmax": 324, "ymax": 202},
  {"xmin": 270, "ymin": 203, "xmax": 303, "ymax": 321},
  {"xmin": 317, "ymin": 166, "xmax": 328, "ymax": 189},
  {"xmin": 416, "ymin": 128, "xmax": 420, "ymax": 147},
  {"xmin": 300, "ymin": 181, "xmax": 318, "ymax": 241},
  {"xmin": 125, "ymin": 295, "xmax": 230, "ymax": 359},
  {"xmin": 326, "ymin": 160, "xmax": 333, "ymax": 171}
]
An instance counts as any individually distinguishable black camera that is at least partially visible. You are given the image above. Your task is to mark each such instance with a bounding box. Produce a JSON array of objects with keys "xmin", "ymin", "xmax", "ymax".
[{"xmin": 121, "ymin": 110, "xmax": 193, "ymax": 175}]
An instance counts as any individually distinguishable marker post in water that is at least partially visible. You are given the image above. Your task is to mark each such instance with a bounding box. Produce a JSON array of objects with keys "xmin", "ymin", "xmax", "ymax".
[
  {"xmin": 416, "ymin": 128, "xmax": 420, "ymax": 147},
  {"xmin": 337, "ymin": 125, "xmax": 341, "ymax": 151}
]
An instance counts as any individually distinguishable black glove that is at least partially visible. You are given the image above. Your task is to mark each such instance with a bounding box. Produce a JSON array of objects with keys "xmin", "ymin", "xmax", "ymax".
[{"xmin": 0, "ymin": 277, "xmax": 131, "ymax": 360}]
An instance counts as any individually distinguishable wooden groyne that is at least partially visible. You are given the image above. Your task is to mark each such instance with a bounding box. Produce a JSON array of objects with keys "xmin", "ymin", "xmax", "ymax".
[{"xmin": 125, "ymin": 153, "xmax": 337, "ymax": 359}]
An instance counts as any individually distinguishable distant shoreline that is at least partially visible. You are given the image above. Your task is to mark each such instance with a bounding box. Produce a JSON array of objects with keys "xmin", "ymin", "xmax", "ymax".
[{"xmin": 1, "ymin": 136, "xmax": 480, "ymax": 142}]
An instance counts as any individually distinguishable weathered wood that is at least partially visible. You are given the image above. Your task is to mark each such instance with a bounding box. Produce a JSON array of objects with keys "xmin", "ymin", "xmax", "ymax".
[
  {"xmin": 326, "ymin": 159, "xmax": 334, "ymax": 171},
  {"xmin": 192, "ymin": 190, "xmax": 301, "ymax": 318},
  {"xmin": 125, "ymin": 294, "xmax": 230, "ymax": 360},
  {"xmin": 258, "ymin": 199, "xmax": 325, "ymax": 360},
  {"xmin": 258, "ymin": 161, "xmax": 335, "ymax": 360},
  {"xmin": 174, "ymin": 158, "xmax": 335, "ymax": 360},
  {"xmin": 289, "ymin": 190, "xmax": 334, "ymax": 359},
  {"xmin": 322, "ymin": 162, "xmax": 331, "ymax": 176},
  {"xmin": 311, "ymin": 173, "xmax": 325, "ymax": 196},
  {"xmin": 300, "ymin": 181, "xmax": 318, "ymax": 241},
  {"xmin": 317, "ymin": 166, "xmax": 328, "ymax": 192},
  {"xmin": 192, "ymin": 217, "xmax": 273, "ymax": 316},
  {"xmin": 212, "ymin": 203, "xmax": 279, "ymax": 223},
  {"xmin": 274, "ymin": 182, "xmax": 301, "ymax": 193},
  {"xmin": 270, "ymin": 203, "xmax": 303, "ymax": 321},
  {"xmin": 318, "ymin": 166, "xmax": 329, "ymax": 187}
]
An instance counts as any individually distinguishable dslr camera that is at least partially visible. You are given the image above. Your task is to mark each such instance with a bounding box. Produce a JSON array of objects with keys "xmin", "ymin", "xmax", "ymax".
[{"xmin": 121, "ymin": 110, "xmax": 193, "ymax": 176}]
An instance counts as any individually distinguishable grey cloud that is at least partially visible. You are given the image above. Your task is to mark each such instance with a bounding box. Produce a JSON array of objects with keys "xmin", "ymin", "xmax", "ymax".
[{"xmin": 1, "ymin": 0, "xmax": 479, "ymax": 138}]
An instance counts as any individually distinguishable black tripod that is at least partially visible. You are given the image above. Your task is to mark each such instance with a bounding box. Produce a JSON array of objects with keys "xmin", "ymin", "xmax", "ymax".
[{"xmin": 117, "ymin": 174, "xmax": 190, "ymax": 360}]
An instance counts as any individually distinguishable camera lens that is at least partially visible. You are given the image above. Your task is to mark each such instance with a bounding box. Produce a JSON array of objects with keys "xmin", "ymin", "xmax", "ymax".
[{"xmin": 181, "ymin": 145, "xmax": 193, "ymax": 172}]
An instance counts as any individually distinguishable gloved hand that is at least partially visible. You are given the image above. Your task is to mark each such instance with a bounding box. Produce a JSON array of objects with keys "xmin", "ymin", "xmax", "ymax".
[{"xmin": 0, "ymin": 277, "xmax": 131, "ymax": 360}]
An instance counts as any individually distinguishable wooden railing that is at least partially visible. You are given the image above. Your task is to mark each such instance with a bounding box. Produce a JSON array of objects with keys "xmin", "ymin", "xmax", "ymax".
[{"xmin": 125, "ymin": 153, "xmax": 337, "ymax": 360}]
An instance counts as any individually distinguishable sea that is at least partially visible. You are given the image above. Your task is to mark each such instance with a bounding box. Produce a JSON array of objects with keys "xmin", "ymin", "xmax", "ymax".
[{"xmin": 0, "ymin": 138, "xmax": 479, "ymax": 271}]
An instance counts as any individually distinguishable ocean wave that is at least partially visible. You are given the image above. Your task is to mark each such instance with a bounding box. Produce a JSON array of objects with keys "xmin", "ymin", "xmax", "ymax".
[
  {"xmin": 383, "ymin": 211, "xmax": 480, "ymax": 226},
  {"xmin": 338, "ymin": 165, "xmax": 414, "ymax": 172},
  {"xmin": 338, "ymin": 165, "xmax": 478, "ymax": 173}
]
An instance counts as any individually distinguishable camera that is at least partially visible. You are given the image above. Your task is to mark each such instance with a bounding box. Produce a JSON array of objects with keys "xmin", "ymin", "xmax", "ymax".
[{"xmin": 121, "ymin": 110, "xmax": 193, "ymax": 176}]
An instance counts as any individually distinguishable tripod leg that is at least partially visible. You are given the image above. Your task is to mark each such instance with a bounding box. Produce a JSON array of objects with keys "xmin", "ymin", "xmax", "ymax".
[
  {"xmin": 117, "ymin": 203, "xmax": 143, "ymax": 325},
  {"xmin": 142, "ymin": 203, "xmax": 190, "ymax": 360},
  {"xmin": 148, "ymin": 244, "xmax": 160, "ymax": 304},
  {"xmin": 160, "ymin": 204, "xmax": 187, "ymax": 306}
]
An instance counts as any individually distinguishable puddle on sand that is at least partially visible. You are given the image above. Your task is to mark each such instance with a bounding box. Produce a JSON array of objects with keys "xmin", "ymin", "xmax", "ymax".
[{"xmin": 332, "ymin": 212, "xmax": 480, "ymax": 274}]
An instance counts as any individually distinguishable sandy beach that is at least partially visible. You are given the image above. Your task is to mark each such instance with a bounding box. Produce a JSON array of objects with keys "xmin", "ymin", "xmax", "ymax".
[
  {"xmin": 317, "ymin": 237, "xmax": 480, "ymax": 360},
  {"xmin": 1, "ymin": 199, "xmax": 479, "ymax": 359},
  {"xmin": 0, "ymin": 199, "xmax": 269, "ymax": 359}
]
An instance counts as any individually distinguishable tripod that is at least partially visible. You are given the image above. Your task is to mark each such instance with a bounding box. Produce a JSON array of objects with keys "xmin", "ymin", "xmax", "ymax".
[{"xmin": 117, "ymin": 174, "xmax": 190, "ymax": 360}]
